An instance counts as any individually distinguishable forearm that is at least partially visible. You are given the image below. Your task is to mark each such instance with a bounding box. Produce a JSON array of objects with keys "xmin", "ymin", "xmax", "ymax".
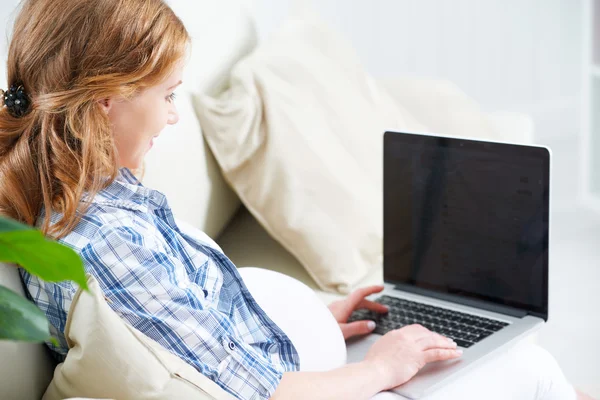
[{"xmin": 270, "ymin": 360, "xmax": 386, "ymax": 400}]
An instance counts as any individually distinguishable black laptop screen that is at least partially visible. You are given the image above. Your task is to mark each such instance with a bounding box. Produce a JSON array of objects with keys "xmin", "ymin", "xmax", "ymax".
[{"xmin": 384, "ymin": 132, "xmax": 549, "ymax": 317}]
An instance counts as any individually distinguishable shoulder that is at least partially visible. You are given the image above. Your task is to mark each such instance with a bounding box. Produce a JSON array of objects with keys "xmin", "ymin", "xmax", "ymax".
[{"xmin": 55, "ymin": 202, "xmax": 162, "ymax": 256}]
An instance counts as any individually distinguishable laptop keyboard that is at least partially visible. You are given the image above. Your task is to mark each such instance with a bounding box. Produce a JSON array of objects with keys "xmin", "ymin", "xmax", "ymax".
[{"xmin": 347, "ymin": 295, "xmax": 509, "ymax": 348}]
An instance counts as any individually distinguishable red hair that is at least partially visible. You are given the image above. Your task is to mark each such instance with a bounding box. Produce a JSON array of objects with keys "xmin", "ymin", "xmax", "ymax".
[{"xmin": 0, "ymin": 0, "xmax": 190, "ymax": 239}]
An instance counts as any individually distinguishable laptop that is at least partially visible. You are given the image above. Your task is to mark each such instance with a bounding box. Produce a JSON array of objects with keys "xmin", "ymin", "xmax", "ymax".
[{"xmin": 346, "ymin": 131, "xmax": 550, "ymax": 398}]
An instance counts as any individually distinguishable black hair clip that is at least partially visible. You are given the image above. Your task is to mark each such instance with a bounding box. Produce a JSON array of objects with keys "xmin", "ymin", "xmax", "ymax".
[{"xmin": 1, "ymin": 84, "xmax": 30, "ymax": 117}]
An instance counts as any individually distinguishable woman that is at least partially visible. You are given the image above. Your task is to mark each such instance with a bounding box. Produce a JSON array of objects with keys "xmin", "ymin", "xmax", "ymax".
[{"xmin": 0, "ymin": 0, "xmax": 591, "ymax": 399}]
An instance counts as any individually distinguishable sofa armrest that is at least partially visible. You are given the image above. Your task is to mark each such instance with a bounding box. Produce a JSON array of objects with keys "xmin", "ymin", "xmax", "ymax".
[{"xmin": 377, "ymin": 77, "xmax": 534, "ymax": 144}]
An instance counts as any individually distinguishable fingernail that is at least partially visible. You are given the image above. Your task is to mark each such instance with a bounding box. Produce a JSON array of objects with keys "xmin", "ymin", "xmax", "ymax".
[
  {"xmin": 456, "ymin": 349, "xmax": 463, "ymax": 355},
  {"xmin": 367, "ymin": 321, "xmax": 376, "ymax": 330}
]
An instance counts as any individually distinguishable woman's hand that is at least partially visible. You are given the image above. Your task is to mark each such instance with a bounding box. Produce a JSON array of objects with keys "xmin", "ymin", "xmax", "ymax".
[
  {"xmin": 363, "ymin": 324, "xmax": 462, "ymax": 391},
  {"xmin": 327, "ymin": 285, "xmax": 389, "ymax": 340}
]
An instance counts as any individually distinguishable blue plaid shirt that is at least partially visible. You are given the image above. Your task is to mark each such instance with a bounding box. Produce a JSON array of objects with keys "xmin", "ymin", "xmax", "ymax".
[{"xmin": 20, "ymin": 167, "xmax": 300, "ymax": 400}]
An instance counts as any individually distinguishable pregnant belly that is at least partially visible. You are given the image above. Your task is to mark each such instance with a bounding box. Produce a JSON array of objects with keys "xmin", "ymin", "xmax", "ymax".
[{"xmin": 238, "ymin": 267, "xmax": 347, "ymax": 372}]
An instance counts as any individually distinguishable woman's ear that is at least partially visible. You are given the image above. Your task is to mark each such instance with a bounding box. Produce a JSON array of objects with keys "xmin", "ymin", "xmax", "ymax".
[{"xmin": 98, "ymin": 98, "xmax": 112, "ymax": 115}]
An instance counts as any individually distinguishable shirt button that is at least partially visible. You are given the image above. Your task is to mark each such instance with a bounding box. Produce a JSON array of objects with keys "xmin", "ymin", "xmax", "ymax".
[
  {"xmin": 217, "ymin": 359, "xmax": 228, "ymax": 375},
  {"xmin": 222, "ymin": 337, "xmax": 236, "ymax": 353}
]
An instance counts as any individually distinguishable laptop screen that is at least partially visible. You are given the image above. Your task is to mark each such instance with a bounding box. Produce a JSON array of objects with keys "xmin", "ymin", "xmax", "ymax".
[{"xmin": 384, "ymin": 131, "xmax": 549, "ymax": 317}]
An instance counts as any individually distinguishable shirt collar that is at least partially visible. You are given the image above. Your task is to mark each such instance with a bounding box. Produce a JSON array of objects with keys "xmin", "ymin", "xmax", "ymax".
[
  {"xmin": 116, "ymin": 167, "xmax": 143, "ymax": 186},
  {"xmin": 90, "ymin": 167, "xmax": 152, "ymax": 213}
]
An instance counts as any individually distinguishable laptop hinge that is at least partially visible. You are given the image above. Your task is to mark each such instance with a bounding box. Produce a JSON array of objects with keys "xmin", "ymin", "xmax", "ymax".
[{"xmin": 392, "ymin": 283, "xmax": 529, "ymax": 319}]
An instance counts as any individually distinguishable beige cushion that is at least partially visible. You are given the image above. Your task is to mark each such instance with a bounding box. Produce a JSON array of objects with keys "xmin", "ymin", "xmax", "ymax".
[
  {"xmin": 43, "ymin": 275, "xmax": 235, "ymax": 400},
  {"xmin": 194, "ymin": 17, "xmax": 426, "ymax": 295},
  {"xmin": 378, "ymin": 77, "xmax": 507, "ymax": 142},
  {"xmin": 215, "ymin": 76, "xmax": 530, "ymax": 304},
  {"xmin": 218, "ymin": 208, "xmax": 383, "ymax": 306}
]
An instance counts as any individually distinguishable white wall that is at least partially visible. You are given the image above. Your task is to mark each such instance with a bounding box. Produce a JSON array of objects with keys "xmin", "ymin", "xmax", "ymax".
[
  {"xmin": 0, "ymin": 0, "xmax": 20, "ymax": 88},
  {"xmin": 246, "ymin": 0, "xmax": 584, "ymax": 143},
  {"xmin": 2, "ymin": 0, "xmax": 584, "ymax": 143}
]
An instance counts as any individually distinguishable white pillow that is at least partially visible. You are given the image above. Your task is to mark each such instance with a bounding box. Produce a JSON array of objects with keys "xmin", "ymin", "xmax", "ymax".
[
  {"xmin": 193, "ymin": 17, "xmax": 427, "ymax": 294},
  {"xmin": 43, "ymin": 275, "xmax": 236, "ymax": 400}
]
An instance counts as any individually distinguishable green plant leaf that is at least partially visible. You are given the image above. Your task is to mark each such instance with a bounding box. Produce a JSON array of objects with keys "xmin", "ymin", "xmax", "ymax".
[
  {"xmin": 0, "ymin": 284, "xmax": 50, "ymax": 342},
  {"xmin": 0, "ymin": 219, "xmax": 88, "ymax": 291},
  {"xmin": 0, "ymin": 218, "xmax": 32, "ymax": 233}
]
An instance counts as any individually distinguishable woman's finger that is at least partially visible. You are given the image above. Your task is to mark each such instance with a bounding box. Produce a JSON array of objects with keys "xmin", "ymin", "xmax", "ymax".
[
  {"xmin": 350, "ymin": 285, "xmax": 385, "ymax": 304},
  {"xmin": 416, "ymin": 335, "xmax": 457, "ymax": 351},
  {"xmin": 357, "ymin": 298, "xmax": 389, "ymax": 314},
  {"xmin": 340, "ymin": 320, "xmax": 377, "ymax": 340},
  {"xmin": 422, "ymin": 348, "xmax": 463, "ymax": 364}
]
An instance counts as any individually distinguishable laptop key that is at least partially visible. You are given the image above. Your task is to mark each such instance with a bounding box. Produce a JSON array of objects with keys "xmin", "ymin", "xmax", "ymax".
[
  {"xmin": 475, "ymin": 330, "xmax": 494, "ymax": 340},
  {"xmin": 453, "ymin": 338, "xmax": 475, "ymax": 348}
]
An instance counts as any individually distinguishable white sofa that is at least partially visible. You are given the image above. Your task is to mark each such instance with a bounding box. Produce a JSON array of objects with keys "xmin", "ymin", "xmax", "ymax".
[{"xmin": 0, "ymin": 1, "xmax": 534, "ymax": 399}]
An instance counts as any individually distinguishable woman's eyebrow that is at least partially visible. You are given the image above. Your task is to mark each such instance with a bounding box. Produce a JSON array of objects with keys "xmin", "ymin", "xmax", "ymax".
[{"xmin": 167, "ymin": 80, "xmax": 183, "ymax": 91}]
